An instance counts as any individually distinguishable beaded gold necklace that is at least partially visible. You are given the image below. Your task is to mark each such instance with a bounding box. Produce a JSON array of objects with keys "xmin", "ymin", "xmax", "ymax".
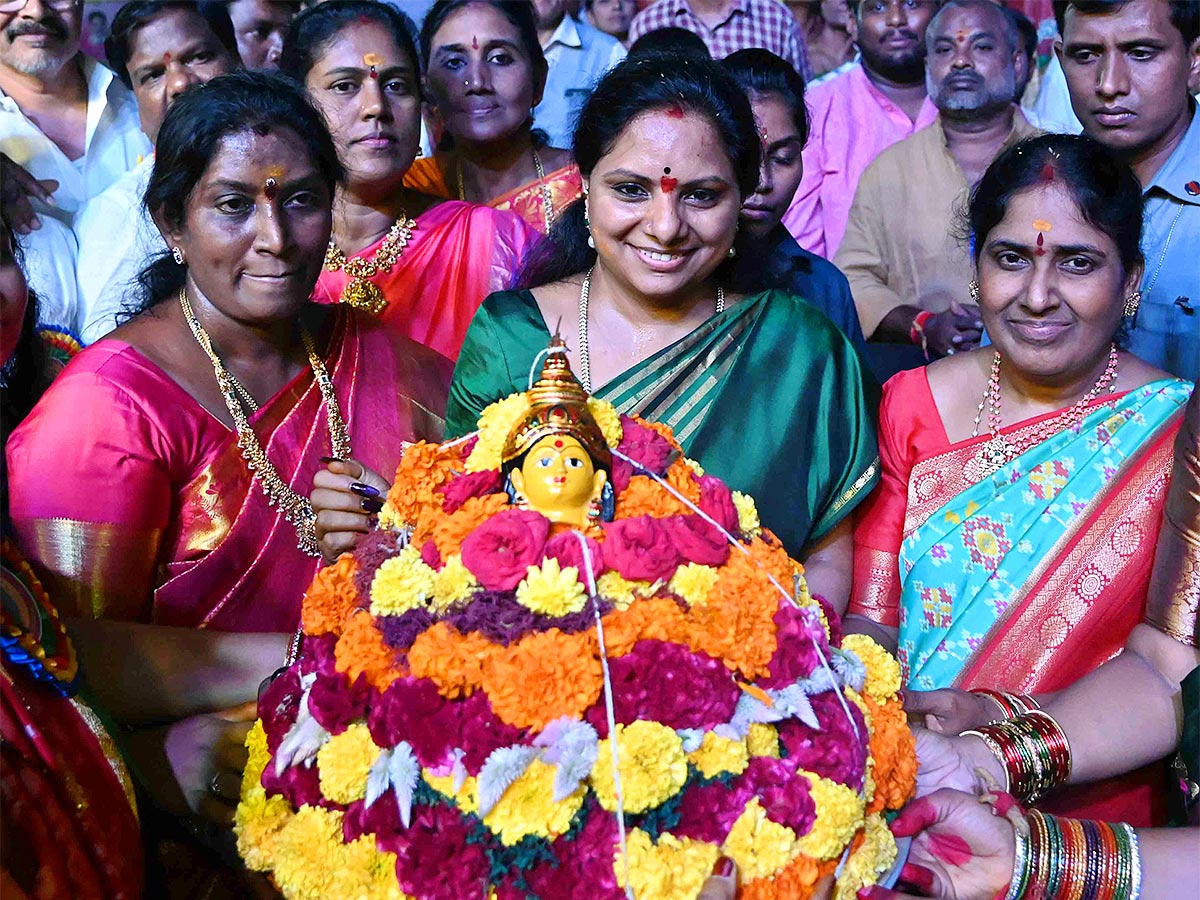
[
  {"xmin": 178, "ymin": 289, "xmax": 352, "ymax": 556},
  {"xmin": 323, "ymin": 213, "xmax": 417, "ymax": 315}
]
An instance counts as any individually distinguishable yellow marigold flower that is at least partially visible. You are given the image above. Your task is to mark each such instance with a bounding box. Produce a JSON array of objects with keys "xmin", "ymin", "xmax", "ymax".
[
  {"xmin": 377, "ymin": 499, "xmax": 403, "ymax": 531},
  {"xmin": 369, "ymin": 545, "xmax": 436, "ymax": 617},
  {"xmin": 795, "ymin": 770, "xmax": 865, "ymax": 861},
  {"xmin": 467, "ymin": 394, "xmax": 531, "ymax": 472},
  {"xmin": 688, "ymin": 731, "xmax": 749, "ymax": 779},
  {"xmin": 317, "ymin": 723, "xmax": 379, "ymax": 805},
  {"xmin": 432, "ymin": 554, "xmax": 477, "ymax": 612},
  {"xmin": 515, "ymin": 557, "xmax": 587, "ymax": 617},
  {"xmin": 746, "ymin": 723, "xmax": 781, "ymax": 758},
  {"xmin": 669, "ymin": 563, "xmax": 719, "ymax": 607},
  {"xmin": 685, "ymin": 457, "xmax": 705, "ymax": 477},
  {"xmin": 617, "ymin": 828, "xmax": 719, "ymax": 900},
  {"xmin": 732, "ymin": 491, "xmax": 761, "ymax": 536},
  {"xmin": 841, "ymin": 634, "xmax": 903, "ymax": 704},
  {"xmin": 423, "ymin": 772, "xmax": 479, "ymax": 812},
  {"xmin": 722, "ymin": 799, "xmax": 800, "ymax": 880},
  {"xmin": 591, "ymin": 720, "xmax": 688, "ymax": 814},
  {"xmin": 271, "ymin": 806, "xmax": 346, "ymax": 899},
  {"xmin": 833, "ymin": 813, "xmax": 898, "ymax": 900},
  {"xmin": 241, "ymin": 719, "xmax": 270, "ymax": 796},
  {"xmin": 587, "ymin": 398, "xmax": 623, "ymax": 448},
  {"xmin": 235, "ymin": 785, "xmax": 294, "ymax": 872},
  {"xmin": 844, "ymin": 687, "xmax": 873, "ymax": 733},
  {"xmin": 336, "ymin": 833, "xmax": 407, "ymax": 900},
  {"xmin": 597, "ymin": 570, "xmax": 652, "ymax": 610},
  {"xmin": 483, "ymin": 759, "xmax": 586, "ymax": 846}
]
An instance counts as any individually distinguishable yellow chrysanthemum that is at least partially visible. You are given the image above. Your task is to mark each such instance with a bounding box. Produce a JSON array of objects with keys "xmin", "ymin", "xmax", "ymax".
[
  {"xmin": 587, "ymin": 398, "xmax": 623, "ymax": 448},
  {"xmin": 467, "ymin": 394, "xmax": 531, "ymax": 472},
  {"xmin": 515, "ymin": 557, "xmax": 587, "ymax": 617},
  {"xmin": 271, "ymin": 806, "xmax": 347, "ymax": 899},
  {"xmin": 592, "ymin": 720, "xmax": 688, "ymax": 813},
  {"xmin": 794, "ymin": 770, "xmax": 865, "ymax": 861},
  {"xmin": 617, "ymin": 828, "xmax": 719, "ymax": 900},
  {"xmin": 432, "ymin": 554, "xmax": 478, "ymax": 611},
  {"xmin": 316, "ymin": 723, "xmax": 378, "ymax": 805},
  {"xmin": 688, "ymin": 731, "xmax": 749, "ymax": 779},
  {"xmin": 685, "ymin": 458, "xmax": 705, "ymax": 477},
  {"xmin": 841, "ymin": 634, "xmax": 903, "ymax": 704},
  {"xmin": 746, "ymin": 723, "xmax": 781, "ymax": 759},
  {"xmin": 377, "ymin": 499, "xmax": 403, "ymax": 531},
  {"xmin": 732, "ymin": 491, "xmax": 761, "ymax": 536},
  {"xmin": 235, "ymin": 784, "xmax": 295, "ymax": 872},
  {"xmin": 369, "ymin": 545, "xmax": 436, "ymax": 616},
  {"xmin": 669, "ymin": 563, "xmax": 720, "ymax": 607},
  {"xmin": 483, "ymin": 759, "xmax": 586, "ymax": 845},
  {"xmin": 833, "ymin": 814, "xmax": 898, "ymax": 900},
  {"xmin": 597, "ymin": 570, "xmax": 653, "ymax": 610},
  {"xmin": 242, "ymin": 719, "xmax": 270, "ymax": 794},
  {"xmin": 423, "ymin": 772, "xmax": 479, "ymax": 811},
  {"xmin": 722, "ymin": 799, "xmax": 800, "ymax": 880}
]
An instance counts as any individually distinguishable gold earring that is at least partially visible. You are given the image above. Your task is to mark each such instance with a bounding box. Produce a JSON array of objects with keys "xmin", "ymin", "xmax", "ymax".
[
  {"xmin": 968, "ymin": 280, "xmax": 980, "ymax": 303},
  {"xmin": 584, "ymin": 204, "xmax": 595, "ymax": 249},
  {"xmin": 1123, "ymin": 290, "xmax": 1141, "ymax": 317}
]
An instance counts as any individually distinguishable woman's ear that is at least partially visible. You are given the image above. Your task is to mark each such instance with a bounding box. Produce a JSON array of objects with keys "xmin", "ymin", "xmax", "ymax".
[{"xmin": 150, "ymin": 205, "xmax": 185, "ymax": 253}]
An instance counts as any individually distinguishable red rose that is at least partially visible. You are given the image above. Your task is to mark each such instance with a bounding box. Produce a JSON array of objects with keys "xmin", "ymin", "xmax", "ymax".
[
  {"xmin": 544, "ymin": 531, "xmax": 605, "ymax": 581},
  {"xmin": 441, "ymin": 469, "xmax": 503, "ymax": 513},
  {"xmin": 461, "ymin": 508, "xmax": 550, "ymax": 590},
  {"xmin": 663, "ymin": 514, "xmax": 730, "ymax": 567},
  {"xmin": 612, "ymin": 416, "xmax": 675, "ymax": 492},
  {"xmin": 697, "ymin": 475, "xmax": 740, "ymax": 534},
  {"xmin": 601, "ymin": 515, "xmax": 681, "ymax": 582}
]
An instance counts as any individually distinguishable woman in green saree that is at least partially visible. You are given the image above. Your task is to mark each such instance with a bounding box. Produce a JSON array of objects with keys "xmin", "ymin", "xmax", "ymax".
[{"xmin": 442, "ymin": 54, "xmax": 879, "ymax": 608}]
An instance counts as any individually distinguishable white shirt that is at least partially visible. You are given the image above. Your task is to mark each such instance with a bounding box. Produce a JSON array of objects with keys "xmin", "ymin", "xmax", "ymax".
[
  {"xmin": 0, "ymin": 55, "xmax": 151, "ymax": 224},
  {"xmin": 74, "ymin": 158, "xmax": 161, "ymax": 344},
  {"xmin": 17, "ymin": 216, "xmax": 80, "ymax": 337}
]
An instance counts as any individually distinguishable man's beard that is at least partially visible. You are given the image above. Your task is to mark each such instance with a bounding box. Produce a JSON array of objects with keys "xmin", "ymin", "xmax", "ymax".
[
  {"xmin": 861, "ymin": 41, "xmax": 926, "ymax": 85},
  {"xmin": 2, "ymin": 18, "xmax": 74, "ymax": 75},
  {"xmin": 930, "ymin": 69, "xmax": 1016, "ymax": 117}
]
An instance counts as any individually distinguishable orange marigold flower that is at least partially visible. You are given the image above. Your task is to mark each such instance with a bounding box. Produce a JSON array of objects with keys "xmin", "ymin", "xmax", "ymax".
[
  {"xmin": 425, "ymin": 494, "xmax": 511, "ymax": 561},
  {"xmin": 301, "ymin": 554, "xmax": 360, "ymax": 637},
  {"xmin": 863, "ymin": 695, "xmax": 917, "ymax": 814},
  {"xmin": 686, "ymin": 551, "xmax": 780, "ymax": 679},
  {"xmin": 387, "ymin": 441, "xmax": 462, "ymax": 525},
  {"xmin": 601, "ymin": 598, "xmax": 690, "ymax": 657},
  {"xmin": 614, "ymin": 475, "xmax": 694, "ymax": 519},
  {"xmin": 641, "ymin": 419, "xmax": 682, "ymax": 451},
  {"xmin": 481, "ymin": 629, "xmax": 602, "ymax": 731},
  {"xmin": 664, "ymin": 458, "xmax": 703, "ymax": 504},
  {"xmin": 738, "ymin": 853, "xmax": 837, "ymax": 900},
  {"xmin": 406, "ymin": 621, "xmax": 493, "ymax": 699},
  {"xmin": 335, "ymin": 610, "xmax": 402, "ymax": 692}
]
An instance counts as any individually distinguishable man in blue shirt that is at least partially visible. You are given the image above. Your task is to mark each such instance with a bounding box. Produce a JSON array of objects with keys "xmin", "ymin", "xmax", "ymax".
[
  {"xmin": 532, "ymin": 0, "xmax": 626, "ymax": 148},
  {"xmin": 1057, "ymin": 0, "xmax": 1200, "ymax": 379}
]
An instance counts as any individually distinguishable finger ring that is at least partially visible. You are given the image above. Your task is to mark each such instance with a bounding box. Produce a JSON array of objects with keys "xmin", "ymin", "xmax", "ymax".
[
  {"xmin": 209, "ymin": 772, "xmax": 224, "ymax": 796},
  {"xmin": 945, "ymin": 347, "xmax": 956, "ymax": 356}
]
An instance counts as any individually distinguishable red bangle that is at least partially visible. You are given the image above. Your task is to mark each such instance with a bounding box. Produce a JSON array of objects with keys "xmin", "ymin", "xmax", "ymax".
[{"xmin": 909, "ymin": 309, "xmax": 934, "ymax": 345}]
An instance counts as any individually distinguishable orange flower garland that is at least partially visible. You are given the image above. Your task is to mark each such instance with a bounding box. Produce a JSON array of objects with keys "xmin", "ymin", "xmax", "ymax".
[{"xmin": 300, "ymin": 554, "xmax": 359, "ymax": 636}]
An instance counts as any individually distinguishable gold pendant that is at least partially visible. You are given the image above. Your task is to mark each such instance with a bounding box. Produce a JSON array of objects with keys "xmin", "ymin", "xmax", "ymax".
[
  {"xmin": 967, "ymin": 435, "xmax": 1013, "ymax": 481},
  {"xmin": 340, "ymin": 276, "xmax": 387, "ymax": 315}
]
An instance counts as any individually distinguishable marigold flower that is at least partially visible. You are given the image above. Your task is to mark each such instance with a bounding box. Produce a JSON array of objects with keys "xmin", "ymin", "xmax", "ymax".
[
  {"xmin": 369, "ymin": 545, "xmax": 436, "ymax": 617},
  {"xmin": 387, "ymin": 440, "xmax": 463, "ymax": 525},
  {"xmin": 515, "ymin": 557, "xmax": 587, "ymax": 617},
  {"xmin": 335, "ymin": 610, "xmax": 402, "ymax": 692},
  {"xmin": 669, "ymin": 562, "xmax": 719, "ymax": 606},
  {"xmin": 617, "ymin": 828, "xmax": 718, "ymax": 900},
  {"xmin": 863, "ymin": 695, "xmax": 917, "ymax": 814},
  {"xmin": 596, "ymin": 570, "xmax": 653, "ymax": 611},
  {"xmin": 721, "ymin": 798, "xmax": 800, "ymax": 880},
  {"xmin": 688, "ymin": 731, "xmax": 750, "ymax": 779},
  {"xmin": 841, "ymin": 634, "xmax": 902, "ymax": 704},
  {"xmin": 424, "ymin": 493, "xmax": 510, "ymax": 562},
  {"xmin": 615, "ymin": 474, "xmax": 694, "ymax": 519},
  {"xmin": 482, "ymin": 758, "xmax": 586, "ymax": 845},
  {"xmin": 794, "ymin": 770, "xmax": 865, "ymax": 861},
  {"xmin": 316, "ymin": 723, "xmax": 378, "ymax": 804},
  {"xmin": 733, "ymin": 491, "xmax": 762, "ymax": 536},
  {"xmin": 406, "ymin": 621, "xmax": 492, "ymax": 698},
  {"xmin": 301, "ymin": 554, "xmax": 359, "ymax": 637},
  {"xmin": 738, "ymin": 853, "xmax": 837, "ymax": 900},
  {"xmin": 587, "ymin": 398, "xmax": 623, "ymax": 448},
  {"xmin": 432, "ymin": 554, "xmax": 478, "ymax": 611},
  {"xmin": 270, "ymin": 806, "xmax": 346, "ymax": 899},
  {"xmin": 747, "ymin": 723, "xmax": 781, "ymax": 759},
  {"xmin": 466, "ymin": 394, "xmax": 531, "ymax": 472},
  {"xmin": 482, "ymin": 629, "xmax": 601, "ymax": 731},
  {"xmin": 591, "ymin": 720, "xmax": 688, "ymax": 814},
  {"xmin": 834, "ymin": 813, "xmax": 897, "ymax": 900}
]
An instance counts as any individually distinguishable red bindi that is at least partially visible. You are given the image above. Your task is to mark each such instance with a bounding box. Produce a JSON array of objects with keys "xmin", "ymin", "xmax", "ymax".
[
  {"xmin": 554, "ymin": 439, "xmax": 563, "ymax": 448},
  {"xmin": 1035, "ymin": 231, "xmax": 1045, "ymax": 256},
  {"xmin": 163, "ymin": 51, "xmax": 172, "ymax": 63},
  {"xmin": 660, "ymin": 176, "xmax": 678, "ymax": 193},
  {"xmin": 264, "ymin": 178, "xmax": 278, "ymax": 199},
  {"xmin": 665, "ymin": 104, "xmax": 684, "ymax": 119},
  {"xmin": 472, "ymin": 35, "xmax": 479, "ymax": 49}
]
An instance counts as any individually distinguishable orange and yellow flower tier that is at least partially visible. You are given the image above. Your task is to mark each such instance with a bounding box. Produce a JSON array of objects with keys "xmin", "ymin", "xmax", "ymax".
[{"xmin": 236, "ymin": 387, "xmax": 916, "ymax": 900}]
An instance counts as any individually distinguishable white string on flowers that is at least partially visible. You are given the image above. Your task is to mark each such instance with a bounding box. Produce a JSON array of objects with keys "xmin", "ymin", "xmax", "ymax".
[
  {"xmin": 608, "ymin": 446, "xmax": 862, "ymax": 745},
  {"xmin": 572, "ymin": 529, "xmax": 636, "ymax": 900}
]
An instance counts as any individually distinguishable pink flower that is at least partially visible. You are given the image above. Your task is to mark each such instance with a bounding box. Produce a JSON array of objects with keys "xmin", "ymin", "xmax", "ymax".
[
  {"xmin": 307, "ymin": 670, "xmax": 372, "ymax": 735},
  {"xmin": 461, "ymin": 508, "xmax": 551, "ymax": 590},
  {"xmin": 368, "ymin": 676, "xmax": 457, "ymax": 768},
  {"xmin": 763, "ymin": 604, "xmax": 828, "ymax": 689},
  {"xmin": 663, "ymin": 514, "xmax": 730, "ymax": 567},
  {"xmin": 258, "ymin": 665, "xmax": 302, "ymax": 753},
  {"xmin": 260, "ymin": 756, "xmax": 327, "ymax": 809},
  {"xmin": 544, "ymin": 531, "xmax": 605, "ymax": 582},
  {"xmin": 673, "ymin": 777, "xmax": 754, "ymax": 844},
  {"xmin": 392, "ymin": 804, "xmax": 492, "ymax": 900},
  {"xmin": 441, "ymin": 469, "xmax": 503, "ymax": 513},
  {"xmin": 742, "ymin": 757, "xmax": 816, "ymax": 835},
  {"xmin": 777, "ymin": 692, "xmax": 868, "ymax": 790},
  {"xmin": 697, "ymin": 475, "xmax": 740, "ymax": 534},
  {"xmin": 585, "ymin": 640, "xmax": 740, "ymax": 735},
  {"xmin": 501, "ymin": 807, "xmax": 624, "ymax": 900},
  {"xmin": 612, "ymin": 416, "xmax": 675, "ymax": 491},
  {"xmin": 601, "ymin": 515, "xmax": 681, "ymax": 582},
  {"xmin": 420, "ymin": 539, "xmax": 442, "ymax": 570}
]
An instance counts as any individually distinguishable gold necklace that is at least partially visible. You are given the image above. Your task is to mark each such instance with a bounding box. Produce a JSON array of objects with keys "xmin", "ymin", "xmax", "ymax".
[
  {"xmin": 457, "ymin": 145, "xmax": 556, "ymax": 232},
  {"xmin": 323, "ymin": 214, "xmax": 417, "ymax": 316},
  {"xmin": 577, "ymin": 267, "xmax": 725, "ymax": 393},
  {"xmin": 178, "ymin": 289, "xmax": 352, "ymax": 556}
]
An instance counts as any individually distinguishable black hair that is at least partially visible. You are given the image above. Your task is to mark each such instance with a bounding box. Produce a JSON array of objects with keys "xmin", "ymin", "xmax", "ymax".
[
  {"xmin": 968, "ymin": 133, "xmax": 1144, "ymax": 275},
  {"xmin": 1008, "ymin": 5, "xmax": 1038, "ymax": 63},
  {"xmin": 278, "ymin": 0, "xmax": 421, "ymax": 92},
  {"xmin": 1053, "ymin": 0, "xmax": 1199, "ymax": 46},
  {"xmin": 0, "ymin": 223, "xmax": 49, "ymax": 469},
  {"xmin": 722, "ymin": 48, "xmax": 810, "ymax": 150},
  {"xmin": 419, "ymin": 0, "xmax": 546, "ymax": 79},
  {"xmin": 627, "ymin": 26, "xmax": 711, "ymax": 61},
  {"xmin": 517, "ymin": 53, "xmax": 760, "ymax": 289},
  {"xmin": 927, "ymin": 0, "xmax": 1020, "ymax": 53},
  {"xmin": 106, "ymin": 1, "xmax": 239, "ymax": 89},
  {"xmin": 132, "ymin": 70, "xmax": 343, "ymax": 313},
  {"xmin": 848, "ymin": 0, "xmax": 943, "ymax": 16}
]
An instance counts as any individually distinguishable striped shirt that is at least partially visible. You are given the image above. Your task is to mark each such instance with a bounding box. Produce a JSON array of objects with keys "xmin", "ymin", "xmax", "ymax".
[{"xmin": 628, "ymin": 0, "xmax": 812, "ymax": 79}]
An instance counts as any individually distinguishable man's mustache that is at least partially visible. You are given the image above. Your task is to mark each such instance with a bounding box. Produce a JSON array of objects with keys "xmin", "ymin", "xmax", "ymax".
[
  {"xmin": 5, "ymin": 18, "xmax": 69, "ymax": 43},
  {"xmin": 941, "ymin": 70, "xmax": 984, "ymax": 89}
]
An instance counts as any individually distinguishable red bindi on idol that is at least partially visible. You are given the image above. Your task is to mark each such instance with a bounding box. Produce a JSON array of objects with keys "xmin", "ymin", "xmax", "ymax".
[{"xmin": 554, "ymin": 439, "xmax": 563, "ymax": 448}]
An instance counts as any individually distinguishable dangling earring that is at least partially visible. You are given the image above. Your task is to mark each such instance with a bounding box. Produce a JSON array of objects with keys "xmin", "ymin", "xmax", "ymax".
[
  {"xmin": 968, "ymin": 280, "xmax": 980, "ymax": 303},
  {"xmin": 727, "ymin": 246, "xmax": 737, "ymax": 259},
  {"xmin": 584, "ymin": 204, "xmax": 595, "ymax": 250},
  {"xmin": 172, "ymin": 246, "xmax": 185, "ymax": 265},
  {"xmin": 1123, "ymin": 290, "xmax": 1141, "ymax": 317}
]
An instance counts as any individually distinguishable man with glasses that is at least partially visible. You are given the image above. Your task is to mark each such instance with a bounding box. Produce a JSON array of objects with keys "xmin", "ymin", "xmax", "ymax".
[{"xmin": 0, "ymin": 0, "xmax": 149, "ymax": 235}]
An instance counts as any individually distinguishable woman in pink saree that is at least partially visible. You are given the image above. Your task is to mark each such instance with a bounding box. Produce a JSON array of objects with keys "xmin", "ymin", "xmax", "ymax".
[{"xmin": 847, "ymin": 136, "xmax": 1193, "ymax": 826}]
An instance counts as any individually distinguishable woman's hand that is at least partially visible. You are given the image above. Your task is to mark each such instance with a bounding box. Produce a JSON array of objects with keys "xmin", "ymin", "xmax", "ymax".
[
  {"xmin": 914, "ymin": 728, "xmax": 1001, "ymax": 799},
  {"xmin": 904, "ymin": 688, "xmax": 999, "ymax": 734},
  {"xmin": 311, "ymin": 458, "xmax": 390, "ymax": 563},
  {"xmin": 856, "ymin": 789, "xmax": 1017, "ymax": 900}
]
